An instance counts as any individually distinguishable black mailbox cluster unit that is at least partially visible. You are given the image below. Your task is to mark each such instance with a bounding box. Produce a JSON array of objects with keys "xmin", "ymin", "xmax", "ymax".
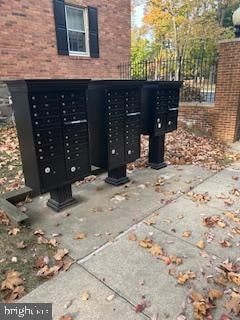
[
  {"xmin": 88, "ymin": 80, "xmax": 144, "ymax": 186},
  {"xmin": 141, "ymin": 81, "xmax": 182, "ymax": 169},
  {"xmin": 7, "ymin": 79, "xmax": 181, "ymax": 212},
  {"xmin": 8, "ymin": 80, "xmax": 91, "ymax": 211}
]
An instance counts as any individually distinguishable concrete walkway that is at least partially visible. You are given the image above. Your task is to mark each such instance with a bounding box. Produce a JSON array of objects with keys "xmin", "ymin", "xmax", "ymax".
[{"xmin": 20, "ymin": 163, "xmax": 240, "ymax": 320}]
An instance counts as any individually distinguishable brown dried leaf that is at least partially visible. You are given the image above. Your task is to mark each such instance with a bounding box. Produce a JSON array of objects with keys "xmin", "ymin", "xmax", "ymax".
[
  {"xmin": 49, "ymin": 238, "xmax": 58, "ymax": 247},
  {"xmin": 219, "ymin": 239, "xmax": 232, "ymax": 248},
  {"xmin": 74, "ymin": 233, "xmax": 86, "ymax": 240},
  {"xmin": 54, "ymin": 248, "xmax": 69, "ymax": 261},
  {"xmin": 8, "ymin": 228, "xmax": 20, "ymax": 236},
  {"xmin": 128, "ymin": 233, "xmax": 137, "ymax": 241},
  {"xmin": 228, "ymin": 272, "xmax": 240, "ymax": 286},
  {"xmin": 139, "ymin": 237, "xmax": 153, "ymax": 249},
  {"xmin": 34, "ymin": 229, "xmax": 45, "ymax": 236},
  {"xmin": 226, "ymin": 291, "xmax": 240, "ymax": 315},
  {"xmin": 1, "ymin": 270, "xmax": 24, "ymax": 291},
  {"xmin": 208, "ymin": 289, "xmax": 223, "ymax": 301},
  {"xmin": 177, "ymin": 271, "xmax": 196, "ymax": 284},
  {"xmin": 16, "ymin": 241, "xmax": 27, "ymax": 249},
  {"xmin": 182, "ymin": 230, "xmax": 192, "ymax": 238},
  {"xmin": 149, "ymin": 244, "xmax": 164, "ymax": 257},
  {"xmin": 4, "ymin": 285, "xmax": 25, "ymax": 302},
  {"xmin": 58, "ymin": 315, "xmax": 74, "ymax": 320}
]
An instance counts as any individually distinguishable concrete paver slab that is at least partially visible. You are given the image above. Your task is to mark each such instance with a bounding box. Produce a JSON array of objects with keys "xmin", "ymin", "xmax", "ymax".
[
  {"xmin": 25, "ymin": 166, "xmax": 213, "ymax": 260},
  {"xmin": 20, "ymin": 265, "xmax": 147, "ymax": 320},
  {"xmin": 81, "ymin": 224, "xmax": 237, "ymax": 319},
  {"xmin": 151, "ymin": 197, "xmax": 240, "ymax": 260}
]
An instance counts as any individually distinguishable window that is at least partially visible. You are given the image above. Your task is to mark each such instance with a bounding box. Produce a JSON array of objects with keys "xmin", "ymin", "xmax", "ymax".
[{"xmin": 65, "ymin": 5, "xmax": 89, "ymax": 56}]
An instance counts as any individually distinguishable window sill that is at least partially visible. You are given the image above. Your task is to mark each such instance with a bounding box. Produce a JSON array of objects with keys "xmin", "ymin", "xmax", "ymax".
[{"xmin": 69, "ymin": 55, "xmax": 92, "ymax": 60}]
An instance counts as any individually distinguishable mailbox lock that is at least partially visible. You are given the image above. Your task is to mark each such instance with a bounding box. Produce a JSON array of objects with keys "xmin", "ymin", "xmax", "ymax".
[
  {"xmin": 45, "ymin": 167, "xmax": 51, "ymax": 174},
  {"xmin": 33, "ymin": 105, "xmax": 37, "ymax": 109},
  {"xmin": 157, "ymin": 118, "xmax": 161, "ymax": 123},
  {"xmin": 34, "ymin": 113, "xmax": 37, "ymax": 117},
  {"xmin": 32, "ymin": 96, "xmax": 35, "ymax": 100},
  {"xmin": 71, "ymin": 166, "xmax": 76, "ymax": 172},
  {"xmin": 112, "ymin": 149, "xmax": 116, "ymax": 155},
  {"xmin": 128, "ymin": 150, "xmax": 132, "ymax": 155},
  {"xmin": 158, "ymin": 123, "xmax": 162, "ymax": 129},
  {"xmin": 168, "ymin": 121, "xmax": 172, "ymax": 125}
]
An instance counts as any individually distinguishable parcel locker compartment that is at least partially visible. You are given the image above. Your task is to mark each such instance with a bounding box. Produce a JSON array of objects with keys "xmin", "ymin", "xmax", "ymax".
[
  {"xmin": 108, "ymin": 144, "xmax": 125, "ymax": 169},
  {"xmin": 39, "ymin": 157, "xmax": 66, "ymax": 190},
  {"xmin": 165, "ymin": 111, "xmax": 178, "ymax": 133},
  {"xmin": 66, "ymin": 157, "xmax": 90, "ymax": 180},
  {"xmin": 33, "ymin": 116, "xmax": 61, "ymax": 128},
  {"xmin": 32, "ymin": 108, "xmax": 59, "ymax": 119},
  {"xmin": 125, "ymin": 144, "xmax": 140, "ymax": 163},
  {"xmin": 153, "ymin": 114, "xmax": 166, "ymax": 135}
]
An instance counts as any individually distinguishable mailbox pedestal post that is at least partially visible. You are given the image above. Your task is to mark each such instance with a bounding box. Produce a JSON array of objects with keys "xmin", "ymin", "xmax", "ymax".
[
  {"xmin": 47, "ymin": 184, "xmax": 77, "ymax": 212},
  {"xmin": 149, "ymin": 134, "xmax": 167, "ymax": 170},
  {"xmin": 105, "ymin": 165, "xmax": 129, "ymax": 186}
]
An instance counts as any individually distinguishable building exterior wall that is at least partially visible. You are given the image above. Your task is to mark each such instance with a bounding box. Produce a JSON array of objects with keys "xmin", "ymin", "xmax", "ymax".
[{"xmin": 0, "ymin": 0, "xmax": 131, "ymax": 80}]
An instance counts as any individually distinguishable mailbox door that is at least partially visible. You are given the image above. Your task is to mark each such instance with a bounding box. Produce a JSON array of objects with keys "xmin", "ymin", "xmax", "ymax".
[
  {"xmin": 165, "ymin": 110, "xmax": 178, "ymax": 133},
  {"xmin": 29, "ymin": 91, "xmax": 66, "ymax": 191},
  {"xmin": 125, "ymin": 115, "xmax": 141, "ymax": 162},
  {"xmin": 59, "ymin": 90, "xmax": 90, "ymax": 181}
]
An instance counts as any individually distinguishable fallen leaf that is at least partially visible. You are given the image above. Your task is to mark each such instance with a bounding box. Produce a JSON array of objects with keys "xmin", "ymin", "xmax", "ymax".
[
  {"xmin": 144, "ymin": 218, "xmax": 156, "ymax": 226},
  {"xmin": 64, "ymin": 300, "xmax": 73, "ymax": 309},
  {"xmin": 81, "ymin": 291, "xmax": 90, "ymax": 301},
  {"xmin": 139, "ymin": 237, "xmax": 153, "ymax": 249},
  {"xmin": 135, "ymin": 300, "xmax": 148, "ymax": 313},
  {"xmin": 128, "ymin": 233, "xmax": 137, "ymax": 241},
  {"xmin": 58, "ymin": 316, "xmax": 74, "ymax": 320},
  {"xmin": 226, "ymin": 291, "xmax": 240, "ymax": 315},
  {"xmin": 197, "ymin": 240, "xmax": 205, "ymax": 250},
  {"xmin": 177, "ymin": 271, "xmax": 196, "ymax": 284},
  {"xmin": 219, "ymin": 239, "xmax": 232, "ymax": 248},
  {"xmin": 8, "ymin": 228, "xmax": 20, "ymax": 236},
  {"xmin": 4, "ymin": 285, "xmax": 25, "ymax": 302},
  {"xmin": 208, "ymin": 289, "xmax": 223, "ymax": 300},
  {"xmin": 74, "ymin": 233, "xmax": 86, "ymax": 240},
  {"xmin": 16, "ymin": 241, "xmax": 27, "ymax": 249},
  {"xmin": 1, "ymin": 270, "xmax": 24, "ymax": 291},
  {"xmin": 49, "ymin": 238, "xmax": 58, "ymax": 247},
  {"xmin": 34, "ymin": 229, "xmax": 44, "ymax": 236},
  {"xmin": 106, "ymin": 293, "xmax": 115, "ymax": 302},
  {"xmin": 182, "ymin": 231, "xmax": 192, "ymax": 238},
  {"xmin": 149, "ymin": 244, "xmax": 164, "ymax": 257},
  {"xmin": 228, "ymin": 272, "xmax": 240, "ymax": 286},
  {"xmin": 54, "ymin": 249, "xmax": 69, "ymax": 261}
]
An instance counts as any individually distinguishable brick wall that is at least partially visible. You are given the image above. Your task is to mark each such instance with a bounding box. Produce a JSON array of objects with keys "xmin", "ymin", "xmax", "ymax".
[
  {"xmin": 0, "ymin": 0, "xmax": 131, "ymax": 80},
  {"xmin": 178, "ymin": 103, "xmax": 217, "ymax": 134},
  {"xmin": 213, "ymin": 39, "xmax": 240, "ymax": 143}
]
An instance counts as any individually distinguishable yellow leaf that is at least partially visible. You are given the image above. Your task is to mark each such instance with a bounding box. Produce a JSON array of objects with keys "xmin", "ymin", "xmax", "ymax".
[
  {"xmin": 138, "ymin": 237, "xmax": 153, "ymax": 249},
  {"xmin": 1, "ymin": 270, "xmax": 24, "ymax": 291}
]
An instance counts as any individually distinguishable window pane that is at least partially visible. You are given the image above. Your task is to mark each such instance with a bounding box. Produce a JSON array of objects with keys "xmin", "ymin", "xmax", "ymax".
[
  {"xmin": 68, "ymin": 31, "xmax": 86, "ymax": 53},
  {"xmin": 66, "ymin": 7, "xmax": 84, "ymax": 31}
]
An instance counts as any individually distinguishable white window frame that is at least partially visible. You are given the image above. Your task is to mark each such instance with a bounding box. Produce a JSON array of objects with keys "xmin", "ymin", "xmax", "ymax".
[{"xmin": 65, "ymin": 5, "xmax": 90, "ymax": 57}]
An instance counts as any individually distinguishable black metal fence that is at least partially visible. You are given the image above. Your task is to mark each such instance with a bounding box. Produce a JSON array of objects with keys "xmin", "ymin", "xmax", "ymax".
[{"xmin": 118, "ymin": 56, "xmax": 218, "ymax": 103}]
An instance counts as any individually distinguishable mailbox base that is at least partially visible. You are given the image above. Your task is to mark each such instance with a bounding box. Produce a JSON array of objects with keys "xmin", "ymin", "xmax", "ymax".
[
  {"xmin": 105, "ymin": 165, "xmax": 129, "ymax": 186},
  {"xmin": 149, "ymin": 161, "xmax": 167, "ymax": 170},
  {"xmin": 47, "ymin": 184, "xmax": 77, "ymax": 212},
  {"xmin": 149, "ymin": 135, "xmax": 167, "ymax": 170}
]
